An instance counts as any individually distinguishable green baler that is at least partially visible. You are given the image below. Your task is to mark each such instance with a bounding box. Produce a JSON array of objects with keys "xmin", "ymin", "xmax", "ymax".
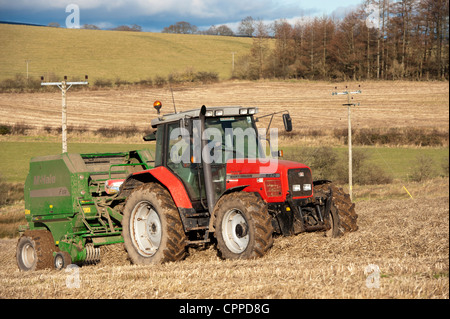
[{"xmin": 17, "ymin": 150, "xmax": 154, "ymax": 271}]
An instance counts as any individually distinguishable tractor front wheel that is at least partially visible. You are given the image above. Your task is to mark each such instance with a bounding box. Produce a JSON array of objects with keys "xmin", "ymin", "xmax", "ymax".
[
  {"xmin": 314, "ymin": 183, "xmax": 358, "ymax": 236},
  {"xmin": 214, "ymin": 192, "xmax": 273, "ymax": 260},
  {"xmin": 122, "ymin": 183, "xmax": 187, "ymax": 265}
]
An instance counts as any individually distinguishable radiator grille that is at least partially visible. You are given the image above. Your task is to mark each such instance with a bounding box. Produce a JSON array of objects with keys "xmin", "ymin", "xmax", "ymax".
[{"xmin": 288, "ymin": 168, "xmax": 313, "ymax": 197}]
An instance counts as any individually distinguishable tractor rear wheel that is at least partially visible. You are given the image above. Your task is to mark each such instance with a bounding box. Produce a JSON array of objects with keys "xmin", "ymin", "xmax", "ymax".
[
  {"xmin": 214, "ymin": 192, "xmax": 273, "ymax": 260},
  {"xmin": 16, "ymin": 230, "xmax": 55, "ymax": 271},
  {"xmin": 122, "ymin": 183, "xmax": 187, "ymax": 264},
  {"xmin": 314, "ymin": 183, "xmax": 358, "ymax": 236}
]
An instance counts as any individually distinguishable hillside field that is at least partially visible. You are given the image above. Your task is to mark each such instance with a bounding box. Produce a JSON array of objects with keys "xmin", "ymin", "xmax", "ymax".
[{"xmin": 0, "ymin": 23, "xmax": 253, "ymax": 82}]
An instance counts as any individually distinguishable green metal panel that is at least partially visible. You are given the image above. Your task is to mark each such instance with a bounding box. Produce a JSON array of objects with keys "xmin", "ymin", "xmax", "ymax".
[
  {"xmin": 22, "ymin": 149, "xmax": 154, "ymax": 264},
  {"xmin": 26, "ymin": 154, "xmax": 77, "ymax": 218}
]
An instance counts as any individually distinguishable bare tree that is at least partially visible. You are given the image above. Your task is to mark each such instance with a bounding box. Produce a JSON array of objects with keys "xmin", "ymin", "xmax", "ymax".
[
  {"xmin": 273, "ymin": 20, "xmax": 294, "ymax": 78},
  {"xmin": 238, "ymin": 16, "xmax": 255, "ymax": 37},
  {"xmin": 203, "ymin": 25, "xmax": 234, "ymax": 36},
  {"xmin": 251, "ymin": 19, "xmax": 270, "ymax": 79}
]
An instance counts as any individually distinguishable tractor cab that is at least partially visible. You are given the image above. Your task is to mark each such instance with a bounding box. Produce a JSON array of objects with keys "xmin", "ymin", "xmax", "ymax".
[{"xmin": 147, "ymin": 103, "xmax": 287, "ymax": 211}]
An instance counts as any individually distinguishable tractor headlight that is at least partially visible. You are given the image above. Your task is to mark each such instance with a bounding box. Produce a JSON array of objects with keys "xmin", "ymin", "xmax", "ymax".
[
  {"xmin": 239, "ymin": 108, "xmax": 248, "ymax": 115},
  {"xmin": 248, "ymin": 108, "xmax": 256, "ymax": 114},
  {"xmin": 215, "ymin": 110, "xmax": 224, "ymax": 116},
  {"xmin": 292, "ymin": 184, "xmax": 301, "ymax": 192},
  {"xmin": 205, "ymin": 110, "xmax": 214, "ymax": 117},
  {"xmin": 303, "ymin": 184, "xmax": 312, "ymax": 191}
]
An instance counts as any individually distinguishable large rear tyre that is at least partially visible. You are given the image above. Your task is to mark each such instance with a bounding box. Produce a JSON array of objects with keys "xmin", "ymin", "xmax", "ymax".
[
  {"xmin": 122, "ymin": 183, "xmax": 187, "ymax": 264},
  {"xmin": 16, "ymin": 230, "xmax": 55, "ymax": 271},
  {"xmin": 214, "ymin": 192, "xmax": 273, "ymax": 260},
  {"xmin": 314, "ymin": 183, "xmax": 358, "ymax": 236}
]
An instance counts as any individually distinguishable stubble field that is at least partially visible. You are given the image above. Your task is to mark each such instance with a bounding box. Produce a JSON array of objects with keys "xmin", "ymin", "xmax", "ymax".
[
  {"xmin": 0, "ymin": 190, "xmax": 448, "ymax": 299},
  {"xmin": 0, "ymin": 80, "xmax": 448, "ymax": 135}
]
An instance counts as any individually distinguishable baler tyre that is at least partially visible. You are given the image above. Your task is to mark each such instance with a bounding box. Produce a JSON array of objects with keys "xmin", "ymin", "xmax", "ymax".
[
  {"xmin": 16, "ymin": 230, "xmax": 55, "ymax": 271},
  {"xmin": 214, "ymin": 192, "xmax": 273, "ymax": 260},
  {"xmin": 314, "ymin": 183, "xmax": 358, "ymax": 236},
  {"xmin": 122, "ymin": 183, "xmax": 187, "ymax": 265},
  {"xmin": 54, "ymin": 251, "xmax": 72, "ymax": 270}
]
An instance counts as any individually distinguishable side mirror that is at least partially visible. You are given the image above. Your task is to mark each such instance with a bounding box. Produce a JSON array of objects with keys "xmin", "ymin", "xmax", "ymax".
[
  {"xmin": 282, "ymin": 113, "xmax": 292, "ymax": 132},
  {"xmin": 143, "ymin": 131, "xmax": 156, "ymax": 141}
]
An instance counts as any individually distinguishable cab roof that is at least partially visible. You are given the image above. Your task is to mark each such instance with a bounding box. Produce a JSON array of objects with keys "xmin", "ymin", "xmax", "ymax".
[{"xmin": 150, "ymin": 106, "xmax": 258, "ymax": 128}]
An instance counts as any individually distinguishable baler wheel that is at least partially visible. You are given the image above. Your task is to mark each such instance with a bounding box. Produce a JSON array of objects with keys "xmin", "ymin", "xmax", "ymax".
[
  {"xmin": 54, "ymin": 251, "xmax": 72, "ymax": 270},
  {"xmin": 16, "ymin": 230, "xmax": 56, "ymax": 271},
  {"xmin": 122, "ymin": 183, "xmax": 187, "ymax": 264}
]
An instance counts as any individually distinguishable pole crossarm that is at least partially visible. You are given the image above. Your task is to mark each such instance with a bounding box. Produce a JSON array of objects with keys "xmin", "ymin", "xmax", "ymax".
[{"xmin": 41, "ymin": 81, "xmax": 88, "ymax": 87}]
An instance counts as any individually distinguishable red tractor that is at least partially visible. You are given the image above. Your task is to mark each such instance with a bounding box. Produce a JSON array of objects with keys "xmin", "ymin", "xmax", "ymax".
[{"xmin": 119, "ymin": 103, "xmax": 357, "ymax": 263}]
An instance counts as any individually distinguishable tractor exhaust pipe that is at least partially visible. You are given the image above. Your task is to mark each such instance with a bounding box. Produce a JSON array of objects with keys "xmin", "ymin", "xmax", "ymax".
[{"xmin": 200, "ymin": 105, "xmax": 216, "ymax": 214}]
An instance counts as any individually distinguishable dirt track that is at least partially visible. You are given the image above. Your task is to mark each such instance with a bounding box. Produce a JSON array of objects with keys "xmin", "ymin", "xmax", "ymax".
[{"xmin": 1, "ymin": 195, "xmax": 448, "ymax": 299}]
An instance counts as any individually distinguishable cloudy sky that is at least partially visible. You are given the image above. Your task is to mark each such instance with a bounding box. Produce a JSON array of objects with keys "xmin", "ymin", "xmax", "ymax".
[{"xmin": 0, "ymin": 0, "xmax": 363, "ymax": 32}]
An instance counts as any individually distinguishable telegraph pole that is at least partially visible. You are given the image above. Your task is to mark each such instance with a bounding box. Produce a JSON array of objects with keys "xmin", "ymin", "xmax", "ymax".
[
  {"xmin": 231, "ymin": 52, "xmax": 236, "ymax": 73},
  {"xmin": 25, "ymin": 60, "xmax": 31, "ymax": 79},
  {"xmin": 41, "ymin": 75, "xmax": 89, "ymax": 153},
  {"xmin": 332, "ymin": 85, "xmax": 361, "ymax": 201}
]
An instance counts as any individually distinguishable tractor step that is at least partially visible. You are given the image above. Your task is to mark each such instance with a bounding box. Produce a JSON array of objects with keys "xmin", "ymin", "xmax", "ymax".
[
  {"xmin": 186, "ymin": 238, "xmax": 210, "ymax": 245},
  {"xmin": 188, "ymin": 225, "xmax": 209, "ymax": 231}
]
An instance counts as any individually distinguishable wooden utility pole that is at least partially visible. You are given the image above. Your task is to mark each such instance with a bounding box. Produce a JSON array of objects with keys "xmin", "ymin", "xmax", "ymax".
[
  {"xmin": 231, "ymin": 52, "xmax": 236, "ymax": 73},
  {"xmin": 25, "ymin": 60, "xmax": 31, "ymax": 79},
  {"xmin": 332, "ymin": 86, "xmax": 362, "ymax": 201},
  {"xmin": 41, "ymin": 75, "xmax": 89, "ymax": 153}
]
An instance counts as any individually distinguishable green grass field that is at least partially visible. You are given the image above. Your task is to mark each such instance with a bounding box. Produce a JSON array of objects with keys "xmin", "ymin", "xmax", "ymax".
[
  {"xmin": 0, "ymin": 23, "xmax": 253, "ymax": 82},
  {"xmin": 0, "ymin": 140, "xmax": 447, "ymax": 183},
  {"xmin": 276, "ymin": 145, "xmax": 448, "ymax": 181}
]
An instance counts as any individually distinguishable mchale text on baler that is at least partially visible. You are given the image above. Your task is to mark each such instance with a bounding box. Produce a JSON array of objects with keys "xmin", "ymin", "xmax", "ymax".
[{"xmin": 17, "ymin": 102, "xmax": 358, "ymax": 270}]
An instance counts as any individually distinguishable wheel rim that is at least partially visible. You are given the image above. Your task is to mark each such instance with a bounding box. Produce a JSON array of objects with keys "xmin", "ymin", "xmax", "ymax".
[
  {"xmin": 222, "ymin": 209, "xmax": 249, "ymax": 254},
  {"xmin": 130, "ymin": 201, "xmax": 162, "ymax": 257},
  {"xmin": 55, "ymin": 254, "xmax": 64, "ymax": 270},
  {"xmin": 21, "ymin": 243, "xmax": 36, "ymax": 269},
  {"xmin": 326, "ymin": 209, "xmax": 335, "ymax": 237}
]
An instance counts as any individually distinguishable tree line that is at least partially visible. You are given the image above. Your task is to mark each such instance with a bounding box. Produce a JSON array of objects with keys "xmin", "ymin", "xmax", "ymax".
[
  {"xmin": 162, "ymin": 21, "xmax": 235, "ymax": 36},
  {"xmin": 234, "ymin": 0, "xmax": 449, "ymax": 81},
  {"xmin": 47, "ymin": 0, "xmax": 448, "ymax": 81}
]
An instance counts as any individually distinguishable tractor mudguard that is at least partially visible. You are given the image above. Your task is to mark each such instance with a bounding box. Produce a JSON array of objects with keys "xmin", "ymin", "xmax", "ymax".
[
  {"xmin": 313, "ymin": 179, "xmax": 332, "ymax": 186},
  {"xmin": 120, "ymin": 166, "xmax": 193, "ymax": 209}
]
